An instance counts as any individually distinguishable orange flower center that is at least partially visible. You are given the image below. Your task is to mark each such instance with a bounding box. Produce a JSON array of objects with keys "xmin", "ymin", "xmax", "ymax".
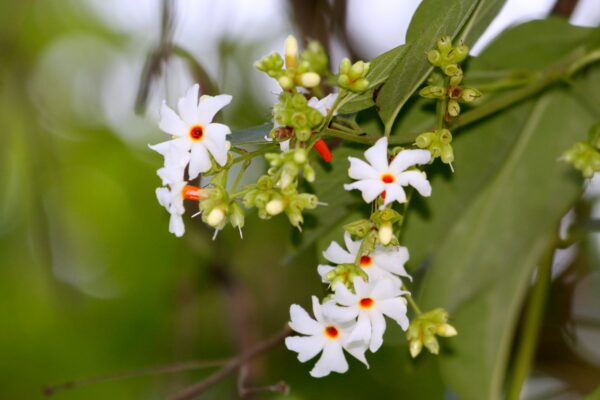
[
  {"xmin": 359, "ymin": 255, "xmax": 372, "ymax": 267},
  {"xmin": 324, "ymin": 325, "xmax": 339, "ymax": 339},
  {"xmin": 381, "ymin": 173, "xmax": 394, "ymax": 184},
  {"xmin": 181, "ymin": 185, "xmax": 202, "ymax": 201},
  {"xmin": 359, "ymin": 297, "xmax": 374, "ymax": 309},
  {"xmin": 189, "ymin": 125, "xmax": 204, "ymax": 142}
]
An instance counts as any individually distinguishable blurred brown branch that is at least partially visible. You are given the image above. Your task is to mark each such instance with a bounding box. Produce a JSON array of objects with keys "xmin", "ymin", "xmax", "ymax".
[{"xmin": 169, "ymin": 325, "xmax": 292, "ymax": 400}]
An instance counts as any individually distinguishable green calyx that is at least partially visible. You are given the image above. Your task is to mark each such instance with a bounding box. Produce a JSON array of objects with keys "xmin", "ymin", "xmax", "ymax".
[
  {"xmin": 407, "ymin": 308, "xmax": 458, "ymax": 358},
  {"xmin": 265, "ymin": 148, "xmax": 314, "ymax": 189},
  {"xmin": 561, "ymin": 141, "xmax": 600, "ymax": 178},
  {"xmin": 324, "ymin": 264, "xmax": 368, "ymax": 291},
  {"xmin": 416, "ymin": 129, "xmax": 454, "ymax": 164},
  {"xmin": 273, "ymin": 92, "xmax": 324, "ymax": 143}
]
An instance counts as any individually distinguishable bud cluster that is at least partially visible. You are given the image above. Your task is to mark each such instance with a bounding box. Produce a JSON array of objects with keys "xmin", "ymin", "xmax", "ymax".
[
  {"xmin": 415, "ymin": 128, "xmax": 454, "ymax": 164},
  {"xmin": 407, "ymin": 308, "xmax": 457, "ymax": 358},
  {"xmin": 255, "ymin": 35, "xmax": 324, "ymax": 91},
  {"xmin": 198, "ymin": 174, "xmax": 245, "ymax": 234},
  {"xmin": 338, "ymin": 58, "xmax": 370, "ymax": 92},
  {"xmin": 561, "ymin": 123, "xmax": 600, "ymax": 178},
  {"xmin": 271, "ymin": 92, "xmax": 324, "ymax": 143},
  {"xmin": 421, "ymin": 37, "xmax": 481, "ymax": 119}
]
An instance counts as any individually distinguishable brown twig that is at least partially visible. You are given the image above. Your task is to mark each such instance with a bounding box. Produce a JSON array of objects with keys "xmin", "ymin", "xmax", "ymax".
[
  {"xmin": 42, "ymin": 359, "xmax": 228, "ymax": 397},
  {"xmin": 168, "ymin": 325, "xmax": 292, "ymax": 400}
]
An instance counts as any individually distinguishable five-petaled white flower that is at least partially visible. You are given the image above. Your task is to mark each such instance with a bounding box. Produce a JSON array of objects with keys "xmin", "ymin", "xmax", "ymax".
[
  {"xmin": 285, "ymin": 296, "xmax": 369, "ymax": 378},
  {"xmin": 344, "ymin": 137, "xmax": 432, "ymax": 207},
  {"xmin": 152, "ymin": 83, "xmax": 232, "ymax": 180},
  {"xmin": 325, "ymin": 277, "xmax": 409, "ymax": 353},
  {"xmin": 318, "ymin": 232, "xmax": 411, "ymax": 288}
]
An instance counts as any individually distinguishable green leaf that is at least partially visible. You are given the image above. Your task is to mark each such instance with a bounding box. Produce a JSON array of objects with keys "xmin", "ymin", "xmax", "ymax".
[
  {"xmin": 376, "ymin": 0, "xmax": 506, "ymax": 135},
  {"xmin": 400, "ymin": 19, "xmax": 599, "ymax": 400},
  {"xmin": 339, "ymin": 45, "xmax": 409, "ymax": 114},
  {"xmin": 229, "ymin": 123, "xmax": 272, "ymax": 145},
  {"xmin": 584, "ymin": 385, "xmax": 600, "ymax": 400}
]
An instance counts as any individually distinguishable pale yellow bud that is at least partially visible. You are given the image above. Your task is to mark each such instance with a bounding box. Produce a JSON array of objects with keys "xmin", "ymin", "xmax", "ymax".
[
  {"xmin": 299, "ymin": 72, "xmax": 321, "ymax": 88},
  {"xmin": 378, "ymin": 221, "xmax": 393, "ymax": 245},
  {"xmin": 409, "ymin": 340, "xmax": 423, "ymax": 358},
  {"xmin": 266, "ymin": 199, "xmax": 285, "ymax": 215},
  {"xmin": 436, "ymin": 323, "xmax": 458, "ymax": 337},
  {"xmin": 284, "ymin": 35, "xmax": 298, "ymax": 68},
  {"xmin": 206, "ymin": 208, "xmax": 225, "ymax": 227}
]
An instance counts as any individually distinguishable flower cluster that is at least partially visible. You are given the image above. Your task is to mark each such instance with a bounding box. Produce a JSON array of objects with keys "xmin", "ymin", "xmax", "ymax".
[
  {"xmin": 561, "ymin": 123, "xmax": 600, "ymax": 178},
  {"xmin": 286, "ymin": 138, "xmax": 456, "ymax": 377}
]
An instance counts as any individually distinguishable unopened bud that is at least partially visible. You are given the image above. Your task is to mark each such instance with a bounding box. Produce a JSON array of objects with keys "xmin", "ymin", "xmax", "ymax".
[
  {"xmin": 437, "ymin": 36, "xmax": 452, "ymax": 53},
  {"xmin": 409, "ymin": 340, "xmax": 423, "ymax": 358},
  {"xmin": 284, "ymin": 35, "xmax": 298, "ymax": 68},
  {"xmin": 427, "ymin": 49, "xmax": 442, "ymax": 66},
  {"xmin": 339, "ymin": 57, "xmax": 351, "ymax": 74},
  {"xmin": 438, "ymin": 129, "xmax": 452, "ymax": 144},
  {"xmin": 424, "ymin": 335, "xmax": 440, "ymax": 355},
  {"xmin": 294, "ymin": 148, "xmax": 307, "ymax": 164},
  {"xmin": 443, "ymin": 63, "xmax": 461, "ymax": 77},
  {"xmin": 278, "ymin": 75, "xmax": 294, "ymax": 90},
  {"xmin": 452, "ymin": 43, "xmax": 469, "ymax": 63},
  {"xmin": 419, "ymin": 86, "xmax": 446, "ymax": 99},
  {"xmin": 352, "ymin": 79, "xmax": 369, "ymax": 92},
  {"xmin": 299, "ymin": 72, "xmax": 321, "ymax": 88},
  {"xmin": 436, "ymin": 323, "xmax": 458, "ymax": 337},
  {"xmin": 378, "ymin": 221, "xmax": 393, "ymax": 245},
  {"xmin": 461, "ymin": 87, "xmax": 481, "ymax": 102},
  {"xmin": 206, "ymin": 207, "xmax": 225, "ymax": 227},
  {"xmin": 416, "ymin": 132, "xmax": 436, "ymax": 148},
  {"xmin": 266, "ymin": 199, "xmax": 285, "ymax": 215},
  {"xmin": 303, "ymin": 164, "xmax": 315, "ymax": 182},
  {"xmin": 447, "ymin": 99, "xmax": 460, "ymax": 117},
  {"xmin": 348, "ymin": 61, "xmax": 366, "ymax": 81}
]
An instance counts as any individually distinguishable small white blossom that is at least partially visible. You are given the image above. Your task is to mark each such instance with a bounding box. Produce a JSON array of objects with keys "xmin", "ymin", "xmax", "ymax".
[
  {"xmin": 285, "ymin": 296, "xmax": 369, "ymax": 378},
  {"xmin": 318, "ymin": 232, "xmax": 411, "ymax": 288},
  {"xmin": 155, "ymin": 177, "xmax": 187, "ymax": 237},
  {"xmin": 152, "ymin": 84, "xmax": 232, "ymax": 180},
  {"xmin": 325, "ymin": 277, "xmax": 409, "ymax": 352},
  {"xmin": 344, "ymin": 137, "xmax": 432, "ymax": 206},
  {"xmin": 150, "ymin": 141, "xmax": 191, "ymax": 186}
]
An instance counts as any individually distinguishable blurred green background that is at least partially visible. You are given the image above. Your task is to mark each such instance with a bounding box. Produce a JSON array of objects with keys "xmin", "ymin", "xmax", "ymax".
[{"xmin": 1, "ymin": 1, "xmax": 600, "ymax": 399}]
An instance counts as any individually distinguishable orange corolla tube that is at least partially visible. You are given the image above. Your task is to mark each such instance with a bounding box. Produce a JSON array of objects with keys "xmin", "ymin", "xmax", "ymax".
[{"xmin": 313, "ymin": 139, "xmax": 332, "ymax": 163}]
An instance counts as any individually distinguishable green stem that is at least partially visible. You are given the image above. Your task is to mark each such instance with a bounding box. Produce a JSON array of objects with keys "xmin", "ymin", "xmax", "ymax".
[
  {"xmin": 506, "ymin": 238, "xmax": 556, "ymax": 400},
  {"xmin": 436, "ymin": 77, "xmax": 449, "ymax": 130},
  {"xmin": 231, "ymin": 160, "xmax": 250, "ymax": 193},
  {"xmin": 403, "ymin": 284, "xmax": 423, "ymax": 316},
  {"xmin": 231, "ymin": 145, "xmax": 276, "ymax": 165}
]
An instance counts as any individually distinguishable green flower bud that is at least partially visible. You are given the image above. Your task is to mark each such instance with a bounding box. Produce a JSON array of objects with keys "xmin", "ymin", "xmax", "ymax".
[
  {"xmin": 423, "ymin": 334, "xmax": 440, "ymax": 355},
  {"xmin": 337, "ymin": 74, "xmax": 350, "ymax": 88},
  {"xmin": 441, "ymin": 144, "xmax": 454, "ymax": 164},
  {"xmin": 447, "ymin": 99, "xmax": 460, "ymax": 117},
  {"xmin": 339, "ymin": 57, "xmax": 352, "ymax": 74},
  {"xmin": 416, "ymin": 132, "xmax": 436, "ymax": 148},
  {"xmin": 286, "ymin": 209, "xmax": 304, "ymax": 229},
  {"xmin": 295, "ymin": 128, "xmax": 311, "ymax": 142},
  {"xmin": 230, "ymin": 202, "xmax": 245, "ymax": 232},
  {"xmin": 437, "ymin": 36, "xmax": 452, "ymax": 53},
  {"xmin": 461, "ymin": 87, "xmax": 481, "ymax": 103},
  {"xmin": 451, "ymin": 43, "xmax": 469, "ymax": 63},
  {"xmin": 206, "ymin": 207, "xmax": 226, "ymax": 227},
  {"xmin": 409, "ymin": 339, "xmax": 423, "ymax": 358},
  {"xmin": 343, "ymin": 220, "xmax": 372, "ymax": 238},
  {"xmin": 443, "ymin": 63, "xmax": 461, "ymax": 77},
  {"xmin": 348, "ymin": 60, "xmax": 366, "ymax": 81},
  {"xmin": 284, "ymin": 35, "xmax": 298, "ymax": 69},
  {"xmin": 300, "ymin": 41, "xmax": 329, "ymax": 74},
  {"xmin": 436, "ymin": 323, "xmax": 458, "ymax": 337},
  {"xmin": 278, "ymin": 75, "xmax": 294, "ymax": 90},
  {"xmin": 291, "ymin": 112, "xmax": 308, "ymax": 128},
  {"xmin": 427, "ymin": 49, "xmax": 442, "ymax": 66},
  {"xmin": 352, "ymin": 78, "xmax": 369, "ymax": 92},
  {"xmin": 293, "ymin": 148, "xmax": 307, "ymax": 164},
  {"xmin": 266, "ymin": 197, "xmax": 285, "ymax": 215},
  {"xmin": 438, "ymin": 129, "xmax": 452, "ymax": 144},
  {"xmin": 419, "ymin": 85, "xmax": 446, "ymax": 99},
  {"xmin": 449, "ymin": 73, "xmax": 463, "ymax": 87},
  {"xmin": 303, "ymin": 164, "xmax": 315, "ymax": 182},
  {"xmin": 561, "ymin": 141, "xmax": 600, "ymax": 178}
]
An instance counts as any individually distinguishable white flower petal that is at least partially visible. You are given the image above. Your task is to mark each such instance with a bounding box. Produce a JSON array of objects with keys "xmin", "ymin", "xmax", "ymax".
[
  {"xmin": 347, "ymin": 312, "xmax": 371, "ymax": 345},
  {"xmin": 364, "ymin": 137, "xmax": 389, "ymax": 171},
  {"xmin": 377, "ymin": 298, "xmax": 409, "ymax": 330},
  {"xmin": 311, "ymin": 296, "xmax": 326, "ymax": 325},
  {"xmin": 398, "ymin": 170, "xmax": 432, "ymax": 197},
  {"xmin": 348, "ymin": 157, "xmax": 379, "ymax": 180},
  {"xmin": 374, "ymin": 246, "xmax": 411, "ymax": 279},
  {"xmin": 344, "ymin": 179, "xmax": 385, "ymax": 203},
  {"xmin": 368, "ymin": 311, "xmax": 386, "ymax": 352},
  {"xmin": 156, "ymin": 187, "xmax": 171, "ymax": 209},
  {"xmin": 289, "ymin": 304, "xmax": 322, "ymax": 336},
  {"xmin": 389, "ymin": 149, "xmax": 431, "ymax": 174},
  {"xmin": 333, "ymin": 282, "xmax": 358, "ymax": 307},
  {"xmin": 322, "ymin": 303, "xmax": 359, "ymax": 323},
  {"xmin": 188, "ymin": 144, "xmax": 212, "ymax": 179},
  {"xmin": 197, "ymin": 94, "xmax": 232, "ymax": 124},
  {"xmin": 343, "ymin": 341, "xmax": 369, "ymax": 367},
  {"xmin": 159, "ymin": 101, "xmax": 188, "ymax": 137},
  {"xmin": 352, "ymin": 277, "xmax": 369, "ymax": 298},
  {"xmin": 343, "ymin": 231, "xmax": 361, "ymax": 256},
  {"xmin": 169, "ymin": 213, "xmax": 185, "ymax": 237},
  {"xmin": 177, "ymin": 83, "xmax": 200, "ymax": 125},
  {"xmin": 205, "ymin": 122, "xmax": 231, "ymax": 141},
  {"xmin": 310, "ymin": 341, "xmax": 348, "ymax": 377},
  {"xmin": 383, "ymin": 183, "xmax": 407, "ymax": 206},
  {"xmin": 323, "ymin": 240, "xmax": 354, "ymax": 264},
  {"xmin": 285, "ymin": 335, "xmax": 325, "ymax": 362}
]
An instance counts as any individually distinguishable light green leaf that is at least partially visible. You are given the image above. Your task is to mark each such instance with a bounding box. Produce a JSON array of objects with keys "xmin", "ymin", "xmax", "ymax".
[
  {"xmin": 376, "ymin": 0, "xmax": 506, "ymax": 135},
  {"xmin": 229, "ymin": 123, "xmax": 272, "ymax": 145}
]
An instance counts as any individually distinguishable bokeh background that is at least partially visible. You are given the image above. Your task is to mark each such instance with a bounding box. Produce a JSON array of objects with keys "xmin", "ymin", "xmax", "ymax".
[{"xmin": 1, "ymin": 0, "xmax": 599, "ymax": 399}]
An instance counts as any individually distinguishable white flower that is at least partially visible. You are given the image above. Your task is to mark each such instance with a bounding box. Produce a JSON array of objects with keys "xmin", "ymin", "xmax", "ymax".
[
  {"xmin": 318, "ymin": 232, "xmax": 411, "ymax": 288},
  {"xmin": 150, "ymin": 141, "xmax": 191, "ymax": 186},
  {"xmin": 155, "ymin": 177, "xmax": 187, "ymax": 237},
  {"xmin": 308, "ymin": 93, "xmax": 338, "ymax": 117},
  {"xmin": 325, "ymin": 277, "xmax": 409, "ymax": 352},
  {"xmin": 285, "ymin": 296, "xmax": 369, "ymax": 378},
  {"xmin": 344, "ymin": 137, "xmax": 432, "ymax": 207},
  {"xmin": 152, "ymin": 83, "xmax": 232, "ymax": 180}
]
